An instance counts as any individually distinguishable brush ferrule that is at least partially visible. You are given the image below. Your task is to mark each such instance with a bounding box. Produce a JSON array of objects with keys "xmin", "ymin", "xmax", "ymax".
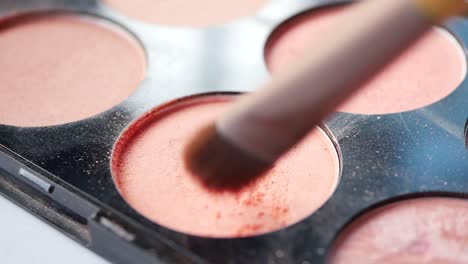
[{"xmin": 413, "ymin": 0, "xmax": 467, "ymax": 23}]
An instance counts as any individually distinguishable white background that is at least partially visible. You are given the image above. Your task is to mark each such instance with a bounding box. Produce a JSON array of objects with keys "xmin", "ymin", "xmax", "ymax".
[{"xmin": 0, "ymin": 194, "xmax": 108, "ymax": 264}]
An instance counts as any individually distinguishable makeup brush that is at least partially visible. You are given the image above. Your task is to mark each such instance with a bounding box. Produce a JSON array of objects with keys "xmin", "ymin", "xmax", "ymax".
[{"xmin": 184, "ymin": 0, "xmax": 467, "ymax": 191}]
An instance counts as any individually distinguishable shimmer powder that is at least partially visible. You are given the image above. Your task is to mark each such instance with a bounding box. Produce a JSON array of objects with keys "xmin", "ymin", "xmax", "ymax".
[
  {"xmin": 103, "ymin": 0, "xmax": 269, "ymax": 27},
  {"xmin": 266, "ymin": 6, "xmax": 466, "ymax": 114},
  {"xmin": 112, "ymin": 95, "xmax": 339, "ymax": 238},
  {"xmin": 0, "ymin": 14, "xmax": 145, "ymax": 127},
  {"xmin": 328, "ymin": 197, "xmax": 468, "ymax": 263}
]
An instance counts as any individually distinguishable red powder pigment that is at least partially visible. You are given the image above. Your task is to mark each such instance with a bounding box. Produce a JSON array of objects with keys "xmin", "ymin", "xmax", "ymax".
[
  {"xmin": 0, "ymin": 14, "xmax": 145, "ymax": 127},
  {"xmin": 103, "ymin": 0, "xmax": 269, "ymax": 27},
  {"xmin": 328, "ymin": 197, "xmax": 468, "ymax": 263},
  {"xmin": 112, "ymin": 95, "xmax": 339, "ymax": 238},
  {"xmin": 266, "ymin": 6, "xmax": 466, "ymax": 114}
]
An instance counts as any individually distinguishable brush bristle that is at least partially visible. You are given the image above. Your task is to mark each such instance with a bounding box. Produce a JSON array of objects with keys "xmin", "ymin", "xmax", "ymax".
[{"xmin": 184, "ymin": 123, "xmax": 271, "ymax": 192}]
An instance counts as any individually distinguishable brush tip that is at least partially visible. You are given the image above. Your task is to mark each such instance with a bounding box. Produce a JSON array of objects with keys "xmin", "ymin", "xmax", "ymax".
[{"xmin": 184, "ymin": 123, "xmax": 271, "ymax": 192}]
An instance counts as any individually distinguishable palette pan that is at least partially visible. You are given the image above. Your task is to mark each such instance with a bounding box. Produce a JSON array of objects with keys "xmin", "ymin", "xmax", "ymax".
[{"xmin": 0, "ymin": 0, "xmax": 468, "ymax": 263}]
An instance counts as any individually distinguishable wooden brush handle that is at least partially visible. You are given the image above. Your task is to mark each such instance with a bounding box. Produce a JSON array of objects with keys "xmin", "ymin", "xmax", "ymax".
[{"xmin": 218, "ymin": 0, "xmax": 466, "ymax": 163}]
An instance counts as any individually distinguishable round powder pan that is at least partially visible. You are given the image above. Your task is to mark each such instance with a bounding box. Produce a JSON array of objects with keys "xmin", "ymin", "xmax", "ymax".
[
  {"xmin": 102, "ymin": 0, "xmax": 271, "ymax": 27},
  {"xmin": 328, "ymin": 196, "xmax": 468, "ymax": 263},
  {"xmin": 0, "ymin": 1, "xmax": 468, "ymax": 263},
  {"xmin": 110, "ymin": 94, "xmax": 341, "ymax": 238},
  {"xmin": 265, "ymin": 3, "xmax": 467, "ymax": 115},
  {"xmin": 0, "ymin": 11, "xmax": 146, "ymax": 127}
]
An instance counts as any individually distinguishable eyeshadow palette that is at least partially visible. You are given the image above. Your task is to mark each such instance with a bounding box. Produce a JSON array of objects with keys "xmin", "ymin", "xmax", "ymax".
[{"xmin": 0, "ymin": 0, "xmax": 468, "ymax": 263}]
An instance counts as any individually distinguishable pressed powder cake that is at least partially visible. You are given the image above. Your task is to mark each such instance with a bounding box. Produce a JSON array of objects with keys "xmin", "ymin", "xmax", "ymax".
[
  {"xmin": 266, "ymin": 6, "xmax": 466, "ymax": 114},
  {"xmin": 329, "ymin": 197, "xmax": 468, "ymax": 263},
  {"xmin": 104, "ymin": 0, "xmax": 269, "ymax": 27},
  {"xmin": 112, "ymin": 96, "xmax": 340, "ymax": 237},
  {"xmin": 0, "ymin": 14, "xmax": 145, "ymax": 127}
]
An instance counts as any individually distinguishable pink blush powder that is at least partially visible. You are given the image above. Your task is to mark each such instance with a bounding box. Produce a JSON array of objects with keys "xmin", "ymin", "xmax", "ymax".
[
  {"xmin": 0, "ymin": 14, "xmax": 146, "ymax": 127},
  {"xmin": 328, "ymin": 198, "xmax": 468, "ymax": 264},
  {"xmin": 266, "ymin": 6, "xmax": 466, "ymax": 114},
  {"xmin": 103, "ymin": 0, "xmax": 269, "ymax": 27},
  {"xmin": 112, "ymin": 95, "xmax": 340, "ymax": 238}
]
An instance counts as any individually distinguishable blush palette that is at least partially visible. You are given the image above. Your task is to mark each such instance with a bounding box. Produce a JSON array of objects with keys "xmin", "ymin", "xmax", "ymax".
[{"xmin": 0, "ymin": 1, "xmax": 467, "ymax": 263}]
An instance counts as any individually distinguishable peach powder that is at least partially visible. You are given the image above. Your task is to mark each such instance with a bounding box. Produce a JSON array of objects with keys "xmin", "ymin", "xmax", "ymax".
[
  {"xmin": 112, "ymin": 95, "xmax": 340, "ymax": 238},
  {"xmin": 0, "ymin": 14, "xmax": 146, "ymax": 127},
  {"xmin": 103, "ymin": 0, "xmax": 269, "ymax": 27},
  {"xmin": 329, "ymin": 197, "xmax": 468, "ymax": 263},
  {"xmin": 266, "ymin": 6, "xmax": 466, "ymax": 114}
]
